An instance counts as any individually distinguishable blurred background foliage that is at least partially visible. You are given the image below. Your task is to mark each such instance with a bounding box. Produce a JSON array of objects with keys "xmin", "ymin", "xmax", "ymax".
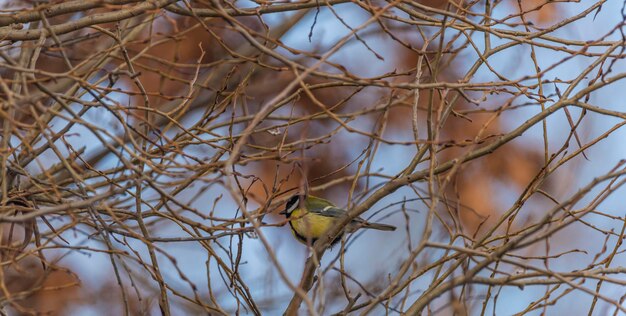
[{"xmin": 0, "ymin": 0, "xmax": 625, "ymax": 315}]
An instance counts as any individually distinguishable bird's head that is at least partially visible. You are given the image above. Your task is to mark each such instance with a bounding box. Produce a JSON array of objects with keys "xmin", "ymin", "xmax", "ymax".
[{"xmin": 280, "ymin": 195, "xmax": 303, "ymax": 217}]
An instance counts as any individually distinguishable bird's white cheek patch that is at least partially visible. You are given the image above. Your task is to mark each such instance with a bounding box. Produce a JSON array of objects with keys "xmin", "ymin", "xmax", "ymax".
[{"xmin": 287, "ymin": 201, "xmax": 298, "ymax": 214}]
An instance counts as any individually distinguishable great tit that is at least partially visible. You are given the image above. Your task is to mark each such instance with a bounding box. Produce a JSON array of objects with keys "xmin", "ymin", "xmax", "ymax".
[{"xmin": 280, "ymin": 194, "xmax": 396, "ymax": 245}]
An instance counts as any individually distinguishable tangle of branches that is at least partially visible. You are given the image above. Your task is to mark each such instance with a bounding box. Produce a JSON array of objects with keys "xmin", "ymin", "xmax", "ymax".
[{"xmin": 0, "ymin": 0, "xmax": 625, "ymax": 315}]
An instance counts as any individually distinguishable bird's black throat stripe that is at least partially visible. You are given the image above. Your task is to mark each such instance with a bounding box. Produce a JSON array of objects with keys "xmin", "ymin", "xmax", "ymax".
[{"xmin": 288, "ymin": 220, "xmax": 317, "ymax": 244}]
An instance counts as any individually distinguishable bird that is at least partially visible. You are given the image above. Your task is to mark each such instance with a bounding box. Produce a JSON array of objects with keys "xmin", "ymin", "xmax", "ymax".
[{"xmin": 280, "ymin": 194, "xmax": 396, "ymax": 245}]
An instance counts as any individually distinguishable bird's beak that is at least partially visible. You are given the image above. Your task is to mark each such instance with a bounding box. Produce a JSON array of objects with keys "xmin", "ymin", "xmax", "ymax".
[{"xmin": 279, "ymin": 210, "xmax": 287, "ymax": 215}]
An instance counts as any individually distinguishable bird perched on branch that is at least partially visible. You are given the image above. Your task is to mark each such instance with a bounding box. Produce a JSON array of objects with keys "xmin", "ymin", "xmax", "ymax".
[{"xmin": 280, "ymin": 194, "xmax": 396, "ymax": 245}]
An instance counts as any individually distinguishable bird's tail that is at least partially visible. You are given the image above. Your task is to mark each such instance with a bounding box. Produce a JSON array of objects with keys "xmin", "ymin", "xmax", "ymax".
[{"xmin": 362, "ymin": 222, "xmax": 396, "ymax": 231}]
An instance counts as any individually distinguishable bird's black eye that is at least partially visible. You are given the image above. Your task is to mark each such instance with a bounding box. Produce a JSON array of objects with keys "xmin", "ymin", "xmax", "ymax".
[{"xmin": 285, "ymin": 195, "xmax": 300, "ymax": 214}]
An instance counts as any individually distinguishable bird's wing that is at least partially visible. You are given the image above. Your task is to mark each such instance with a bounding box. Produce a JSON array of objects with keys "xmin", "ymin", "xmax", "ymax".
[
  {"xmin": 315, "ymin": 206, "xmax": 348, "ymax": 218},
  {"xmin": 313, "ymin": 205, "xmax": 368, "ymax": 225}
]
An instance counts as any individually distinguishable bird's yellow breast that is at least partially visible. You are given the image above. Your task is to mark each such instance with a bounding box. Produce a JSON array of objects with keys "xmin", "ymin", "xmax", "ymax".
[{"xmin": 289, "ymin": 208, "xmax": 336, "ymax": 242}]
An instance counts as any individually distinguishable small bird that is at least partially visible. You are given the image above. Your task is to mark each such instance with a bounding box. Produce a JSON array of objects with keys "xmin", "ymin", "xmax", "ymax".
[{"xmin": 280, "ymin": 194, "xmax": 396, "ymax": 245}]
